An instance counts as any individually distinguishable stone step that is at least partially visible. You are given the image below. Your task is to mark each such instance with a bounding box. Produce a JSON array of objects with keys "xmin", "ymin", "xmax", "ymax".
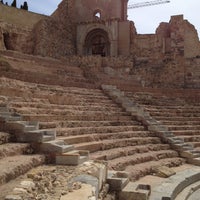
[
  {"xmin": 17, "ymin": 109, "xmax": 128, "ymax": 117},
  {"xmin": 59, "ymin": 131, "xmax": 152, "ymax": 144},
  {"xmin": 169, "ymin": 137, "xmax": 184, "ymax": 144},
  {"xmin": 145, "ymin": 107, "xmax": 200, "ymax": 112},
  {"xmin": 168, "ymin": 125, "xmax": 200, "ymax": 131},
  {"xmin": 190, "ymin": 142, "xmax": 200, "ymax": 148},
  {"xmin": 150, "ymin": 112, "xmax": 200, "ymax": 117},
  {"xmin": 56, "ymin": 126, "xmax": 146, "ymax": 136},
  {"xmin": 0, "ymin": 111, "xmax": 12, "ymax": 117},
  {"xmin": 2, "ymin": 115, "xmax": 22, "ymax": 122},
  {"xmin": 149, "ymin": 167, "xmax": 200, "ymax": 200},
  {"xmin": 0, "ymin": 132, "xmax": 11, "ymax": 145},
  {"xmin": 162, "ymin": 120, "xmax": 200, "ymax": 126},
  {"xmin": 180, "ymin": 150, "xmax": 200, "ymax": 159},
  {"xmin": 90, "ymin": 144, "xmax": 171, "ymax": 161},
  {"xmin": 172, "ymin": 130, "xmax": 200, "ymax": 136},
  {"xmin": 39, "ymin": 120, "xmax": 140, "ymax": 129},
  {"xmin": 39, "ymin": 139, "xmax": 74, "ymax": 154},
  {"xmin": 4, "ymin": 121, "xmax": 39, "ymax": 134},
  {"xmin": 177, "ymin": 135, "xmax": 200, "ymax": 143},
  {"xmin": 188, "ymin": 157, "xmax": 200, "ymax": 166},
  {"xmin": 11, "ymin": 100, "xmax": 120, "ymax": 108},
  {"xmin": 75, "ymin": 137, "xmax": 161, "ymax": 153},
  {"xmin": 107, "ymin": 170, "xmax": 130, "ymax": 192},
  {"xmin": 108, "ymin": 150, "xmax": 180, "ymax": 171},
  {"xmin": 124, "ymin": 157, "xmax": 184, "ymax": 181},
  {"xmin": 172, "ymin": 143, "xmax": 193, "ymax": 151},
  {"xmin": 16, "ymin": 129, "xmax": 56, "ymax": 143},
  {"xmin": 130, "ymin": 100, "xmax": 185, "ymax": 107},
  {"xmin": 0, "ymin": 143, "xmax": 31, "ymax": 159},
  {"xmin": 0, "ymin": 154, "xmax": 45, "ymax": 185},
  {"xmin": 154, "ymin": 116, "xmax": 200, "ymax": 121},
  {"xmin": 11, "ymin": 104, "xmax": 122, "ymax": 112},
  {"xmin": 119, "ymin": 181, "xmax": 151, "ymax": 200},
  {"xmin": 175, "ymin": 180, "xmax": 200, "ymax": 200},
  {"xmin": 22, "ymin": 113, "xmax": 132, "ymax": 122},
  {"xmin": 0, "ymin": 107, "xmax": 9, "ymax": 112},
  {"xmin": 56, "ymin": 150, "xmax": 89, "ymax": 165}
]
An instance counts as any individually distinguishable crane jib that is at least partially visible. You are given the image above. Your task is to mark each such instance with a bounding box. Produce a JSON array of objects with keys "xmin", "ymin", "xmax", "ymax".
[{"xmin": 128, "ymin": 0, "xmax": 170, "ymax": 9}]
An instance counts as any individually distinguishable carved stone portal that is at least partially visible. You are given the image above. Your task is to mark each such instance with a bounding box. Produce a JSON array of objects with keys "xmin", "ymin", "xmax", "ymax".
[{"xmin": 84, "ymin": 29, "xmax": 110, "ymax": 57}]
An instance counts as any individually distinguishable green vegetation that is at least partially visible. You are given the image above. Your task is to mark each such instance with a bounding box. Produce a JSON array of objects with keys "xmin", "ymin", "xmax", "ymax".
[
  {"xmin": 21, "ymin": 1, "xmax": 28, "ymax": 10},
  {"xmin": 11, "ymin": 0, "xmax": 16, "ymax": 7}
]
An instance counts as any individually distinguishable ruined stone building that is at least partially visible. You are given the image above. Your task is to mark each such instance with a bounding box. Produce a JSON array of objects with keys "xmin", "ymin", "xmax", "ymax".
[
  {"xmin": 1, "ymin": 1, "xmax": 200, "ymax": 199},
  {"xmin": 0, "ymin": 0, "xmax": 200, "ymax": 88}
]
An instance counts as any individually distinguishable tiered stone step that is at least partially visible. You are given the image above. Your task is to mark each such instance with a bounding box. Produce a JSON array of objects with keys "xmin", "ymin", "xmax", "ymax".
[
  {"xmin": 39, "ymin": 120, "xmax": 139, "ymax": 129},
  {"xmin": 0, "ymin": 154, "xmax": 45, "ymax": 185},
  {"xmin": 56, "ymin": 125, "xmax": 145, "ymax": 136},
  {"xmin": 0, "ymin": 143, "xmax": 31, "ymax": 159},
  {"xmin": 90, "ymin": 144, "xmax": 171, "ymax": 160},
  {"xmin": 0, "ymin": 132, "xmax": 11, "ymax": 144},
  {"xmin": 126, "ymin": 91, "xmax": 200, "ymax": 155},
  {"xmin": 1, "ymin": 79, "xmax": 186, "ymax": 181},
  {"xmin": 0, "ymin": 51, "xmax": 95, "ymax": 88},
  {"xmin": 22, "ymin": 113, "xmax": 132, "ymax": 122},
  {"xmin": 125, "ymin": 157, "xmax": 184, "ymax": 181},
  {"xmin": 75, "ymin": 136, "xmax": 159, "ymax": 152},
  {"xmin": 0, "ymin": 130, "xmax": 45, "ymax": 186},
  {"xmin": 107, "ymin": 150, "xmax": 181, "ymax": 171}
]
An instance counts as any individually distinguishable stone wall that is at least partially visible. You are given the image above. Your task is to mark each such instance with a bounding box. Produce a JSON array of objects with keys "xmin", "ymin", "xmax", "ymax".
[
  {"xmin": 0, "ymin": 3, "xmax": 46, "ymax": 53},
  {"xmin": 185, "ymin": 58, "xmax": 200, "ymax": 88},
  {"xmin": 130, "ymin": 15, "xmax": 200, "ymax": 60},
  {"xmin": 73, "ymin": 0, "xmax": 127, "ymax": 23},
  {"xmin": 0, "ymin": 4, "xmax": 45, "ymax": 29},
  {"xmin": 0, "ymin": 21, "xmax": 34, "ymax": 53},
  {"xmin": 33, "ymin": 0, "xmax": 76, "ymax": 57}
]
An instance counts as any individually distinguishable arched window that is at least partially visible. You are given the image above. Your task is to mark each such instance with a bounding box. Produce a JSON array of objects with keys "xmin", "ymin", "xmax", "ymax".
[{"xmin": 93, "ymin": 10, "xmax": 101, "ymax": 20}]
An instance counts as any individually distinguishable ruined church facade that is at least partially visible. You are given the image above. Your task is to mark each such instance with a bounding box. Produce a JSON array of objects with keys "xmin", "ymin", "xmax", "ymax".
[{"xmin": 0, "ymin": 0, "xmax": 200, "ymax": 59}]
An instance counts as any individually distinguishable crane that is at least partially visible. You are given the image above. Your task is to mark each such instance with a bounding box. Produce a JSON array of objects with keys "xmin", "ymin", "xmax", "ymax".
[{"xmin": 128, "ymin": 0, "xmax": 170, "ymax": 9}]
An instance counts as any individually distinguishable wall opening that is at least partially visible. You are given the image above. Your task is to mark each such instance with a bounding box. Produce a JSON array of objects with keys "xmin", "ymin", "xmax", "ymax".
[
  {"xmin": 84, "ymin": 29, "xmax": 110, "ymax": 57},
  {"xmin": 94, "ymin": 10, "xmax": 101, "ymax": 20},
  {"xmin": 3, "ymin": 33, "xmax": 11, "ymax": 50}
]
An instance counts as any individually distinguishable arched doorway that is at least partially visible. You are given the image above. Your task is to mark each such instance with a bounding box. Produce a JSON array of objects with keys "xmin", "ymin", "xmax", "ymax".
[{"xmin": 84, "ymin": 29, "xmax": 110, "ymax": 57}]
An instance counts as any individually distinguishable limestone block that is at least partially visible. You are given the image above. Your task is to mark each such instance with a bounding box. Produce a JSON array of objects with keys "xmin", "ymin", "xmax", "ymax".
[
  {"xmin": 60, "ymin": 183, "xmax": 96, "ymax": 200},
  {"xmin": 119, "ymin": 182, "xmax": 150, "ymax": 200},
  {"xmin": 20, "ymin": 180, "xmax": 35, "ymax": 190},
  {"xmin": 107, "ymin": 171, "xmax": 129, "ymax": 191},
  {"xmin": 73, "ymin": 175, "xmax": 98, "ymax": 199},
  {"xmin": 5, "ymin": 195, "xmax": 22, "ymax": 200},
  {"xmin": 40, "ymin": 140, "xmax": 74, "ymax": 153},
  {"xmin": 56, "ymin": 150, "xmax": 89, "ymax": 165},
  {"xmin": 155, "ymin": 166, "xmax": 176, "ymax": 178},
  {"xmin": 79, "ymin": 161, "xmax": 107, "ymax": 191},
  {"xmin": 13, "ymin": 188, "xmax": 27, "ymax": 195}
]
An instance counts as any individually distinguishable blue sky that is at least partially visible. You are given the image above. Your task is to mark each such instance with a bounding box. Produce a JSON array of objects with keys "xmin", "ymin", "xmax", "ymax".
[{"xmin": 4, "ymin": 0, "xmax": 200, "ymax": 37}]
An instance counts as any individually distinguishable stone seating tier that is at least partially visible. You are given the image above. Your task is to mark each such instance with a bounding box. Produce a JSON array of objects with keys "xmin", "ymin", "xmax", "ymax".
[
  {"xmin": 0, "ymin": 77, "xmax": 185, "ymax": 187},
  {"xmin": 125, "ymin": 91, "xmax": 200, "ymax": 153},
  {"xmin": 0, "ymin": 131, "xmax": 45, "ymax": 186}
]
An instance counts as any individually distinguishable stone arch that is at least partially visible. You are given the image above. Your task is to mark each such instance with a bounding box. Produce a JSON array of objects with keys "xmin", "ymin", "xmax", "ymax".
[{"xmin": 84, "ymin": 28, "xmax": 110, "ymax": 56}]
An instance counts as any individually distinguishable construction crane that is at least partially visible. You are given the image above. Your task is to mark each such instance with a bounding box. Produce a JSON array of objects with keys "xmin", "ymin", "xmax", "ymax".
[{"xmin": 128, "ymin": 0, "xmax": 170, "ymax": 9}]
